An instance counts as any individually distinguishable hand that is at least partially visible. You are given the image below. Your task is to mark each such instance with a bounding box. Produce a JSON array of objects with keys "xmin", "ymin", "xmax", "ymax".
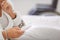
[
  {"xmin": 2, "ymin": 27, "xmax": 24, "ymax": 39},
  {"xmin": 0, "ymin": 0, "xmax": 5, "ymax": 17},
  {"xmin": 1, "ymin": 0, "xmax": 16, "ymax": 19}
]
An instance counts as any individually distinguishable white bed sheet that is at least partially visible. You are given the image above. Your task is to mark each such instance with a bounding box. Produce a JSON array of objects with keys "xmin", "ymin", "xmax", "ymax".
[{"xmin": 11, "ymin": 16, "xmax": 60, "ymax": 40}]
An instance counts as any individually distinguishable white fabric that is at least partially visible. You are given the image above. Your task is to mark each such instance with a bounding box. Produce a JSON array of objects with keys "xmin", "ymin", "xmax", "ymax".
[
  {"xmin": 13, "ymin": 11, "xmax": 22, "ymax": 26},
  {"xmin": 0, "ymin": 24, "xmax": 4, "ymax": 40},
  {"xmin": 12, "ymin": 16, "xmax": 60, "ymax": 40},
  {"xmin": 1, "ymin": 0, "xmax": 60, "ymax": 40},
  {"xmin": 19, "ymin": 26, "xmax": 60, "ymax": 40},
  {"xmin": 2, "ymin": 11, "xmax": 13, "ymax": 29},
  {"xmin": 0, "ymin": 11, "xmax": 13, "ymax": 40},
  {"xmin": 0, "ymin": 12, "xmax": 11, "ymax": 29}
]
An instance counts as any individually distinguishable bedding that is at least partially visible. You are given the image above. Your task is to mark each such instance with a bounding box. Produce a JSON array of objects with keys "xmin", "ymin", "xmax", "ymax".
[{"xmin": 12, "ymin": 16, "xmax": 60, "ymax": 40}]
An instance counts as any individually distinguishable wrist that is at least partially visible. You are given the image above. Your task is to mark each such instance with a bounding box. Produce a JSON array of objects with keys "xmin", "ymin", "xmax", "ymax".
[
  {"xmin": 9, "ymin": 11, "xmax": 16, "ymax": 19},
  {"xmin": 10, "ymin": 12, "xmax": 16, "ymax": 19}
]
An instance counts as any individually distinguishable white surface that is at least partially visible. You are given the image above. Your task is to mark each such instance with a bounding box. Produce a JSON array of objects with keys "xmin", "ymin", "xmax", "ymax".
[
  {"xmin": 3, "ymin": 11, "xmax": 13, "ymax": 30},
  {"xmin": 0, "ymin": 24, "xmax": 4, "ymax": 40},
  {"xmin": 0, "ymin": 11, "xmax": 13, "ymax": 30},
  {"xmin": 21, "ymin": 16, "xmax": 60, "ymax": 28},
  {"xmin": 12, "ymin": 16, "xmax": 60, "ymax": 40}
]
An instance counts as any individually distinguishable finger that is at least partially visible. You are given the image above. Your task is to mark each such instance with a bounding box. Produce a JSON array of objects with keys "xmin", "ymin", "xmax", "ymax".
[
  {"xmin": 11, "ymin": 30, "xmax": 24, "ymax": 38},
  {"xmin": 2, "ymin": 2, "xmax": 6, "ymax": 10},
  {"xmin": 1, "ymin": 1, "xmax": 9, "ymax": 10},
  {"xmin": 4, "ymin": 3, "xmax": 9, "ymax": 10},
  {"xmin": 0, "ymin": 0, "xmax": 5, "ymax": 4},
  {"xmin": 1, "ymin": 1, "xmax": 6, "ymax": 7},
  {"xmin": 8, "ymin": 3, "xmax": 12, "ymax": 9},
  {"xmin": 5, "ymin": 3, "xmax": 12, "ymax": 10},
  {"xmin": 1, "ymin": 0, "xmax": 8, "ymax": 6},
  {"xmin": 13, "ymin": 26, "xmax": 21, "ymax": 30},
  {"xmin": 16, "ymin": 30, "xmax": 24, "ymax": 34}
]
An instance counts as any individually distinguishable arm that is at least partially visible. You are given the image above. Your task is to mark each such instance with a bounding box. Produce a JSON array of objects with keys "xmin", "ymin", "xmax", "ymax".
[{"xmin": 1, "ymin": 0, "xmax": 24, "ymax": 26}]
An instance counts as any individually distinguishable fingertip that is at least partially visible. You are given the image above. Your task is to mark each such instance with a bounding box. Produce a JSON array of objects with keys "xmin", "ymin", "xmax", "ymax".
[
  {"xmin": 17, "ymin": 30, "xmax": 24, "ymax": 34},
  {"xmin": 21, "ymin": 30, "xmax": 24, "ymax": 33}
]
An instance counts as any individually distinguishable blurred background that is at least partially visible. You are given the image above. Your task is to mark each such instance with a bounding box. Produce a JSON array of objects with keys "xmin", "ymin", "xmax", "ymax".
[{"xmin": 11, "ymin": 0, "xmax": 60, "ymax": 15}]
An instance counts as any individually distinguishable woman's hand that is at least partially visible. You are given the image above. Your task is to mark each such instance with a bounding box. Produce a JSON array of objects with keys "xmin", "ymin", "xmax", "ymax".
[
  {"xmin": 1, "ymin": 0, "xmax": 16, "ymax": 19},
  {"xmin": 2, "ymin": 27, "xmax": 24, "ymax": 40}
]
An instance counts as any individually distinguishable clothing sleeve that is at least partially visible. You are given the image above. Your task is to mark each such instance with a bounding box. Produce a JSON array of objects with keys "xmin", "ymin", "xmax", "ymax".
[{"xmin": 0, "ymin": 24, "xmax": 4, "ymax": 40}]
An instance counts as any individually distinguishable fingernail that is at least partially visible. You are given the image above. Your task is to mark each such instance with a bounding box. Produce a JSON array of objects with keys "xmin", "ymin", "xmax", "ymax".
[{"xmin": 21, "ymin": 30, "xmax": 24, "ymax": 33}]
